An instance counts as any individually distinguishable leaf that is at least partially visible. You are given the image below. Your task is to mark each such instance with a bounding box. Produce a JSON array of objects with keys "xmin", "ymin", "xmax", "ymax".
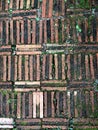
[
  {"xmin": 7, "ymin": 99, "xmax": 12, "ymax": 104},
  {"xmin": 36, "ymin": 17, "xmax": 40, "ymax": 21},
  {"xmin": 8, "ymin": 0, "xmax": 10, "ymax": 4},
  {"xmin": 64, "ymin": 0, "xmax": 67, "ymax": 2},
  {"xmin": 92, "ymin": 8, "xmax": 96, "ymax": 15},
  {"xmin": 76, "ymin": 25, "xmax": 82, "ymax": 32}
]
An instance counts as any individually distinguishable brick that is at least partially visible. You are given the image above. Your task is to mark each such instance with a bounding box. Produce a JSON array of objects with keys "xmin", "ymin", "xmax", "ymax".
[
  {"xmin": 9, "ymin": 0, "xmax": 13, "ymax": 9},
  {"xmin": 11, "ymin": 93, "xmax": 15, "ymax": 116},
  {"xmin": 78, "ymin": 54, "xmax": 82, "ymax": 80},
  {"xmin": 62, "ymin": 0, "xmax": 65, "ymax": 16},
  {"xmin": 63, "ymin": 92, "xmax": 67, "ymax": 116},
  {"xmin": 6, "ymin": 21, "xmax": 9, "ymax": 45},
  {"xmin": 3, "ymin": 56, "xmax": 7, "ymax": 81},
  {"xmin": 31, "ymin": 0, "xmax": 34, "ymax": 8},
  {"xmin": 85, "ymin": 91, "xmax": 89, "ymax": 116},
  {"xmin": 62, "ymin": 54, "xmax": 65, "ymax": 80},
  {"xmin": 15, "ymin": 88, "xmax": 35, "ymax": 92},
  {"xmin": 36, "ymin": 91, "xmax": 40, "ymax": 117},
  {"xmin": 20, "ymin": 20, "xmax": 24, "ymax": 44},
  {"xmin": 44, "ymin": 20, "xmax": 47, "ymax": 43},
  {"xmin": 67, "ymin": 91, "xmax": 71, "ymax": 118},
  {"xmin": 18, "ymin": 55, "xmax": 22, "ymax": 80},
  {"xmin": 74, "ymin": 91, "xmax": 78, "ymax": 117},
  {"xmin": 51, "ymin": 19, "xmax": 54, "ymax": 43},
  {"xmin": 32, "ymin": 20, "xmax": 36, "ymax": 44},
  {"xmin": 28, "ymin": 20, "xmax": 31, "ymax": 44},
  {"xmin": 16, "ymin": 44, "xmax": 42, "ymax": 49},
  {"xmin": 39, "ymin": 20, "xmax": 43, "ymax": 44},
  {"xmin": 40, "ymin": 92, "xmax": 43, "ymax": 118},
  {"xmin": 85, "ymin": 55, "xmax": 90, "ymax": 79},
  {"xmin": 28, "ymin": 93, "xmax": 33, "ymax": 118},
  {"xmin": 0, "ymin": 52, "xmax": 11, "ymax": 55},
  {"xmin": 8, "ymin": 56, "xmax": 11, "ymax": 81},
  {"xmin": 20, "ymin": 0, "xmax": 24, "ymax": 9},
  {"xmin": 66, "ymin": 54, "xmax": 71, "ymax": 80},
  {"xmin": 42, "ymin": 0, "xmax": 46, "ymax": 17},
  {"xmin": 90, "ymin": 54, "xmax": 95, "ymax": 79},
  {"xmin": 17, "ymin": 93, "xmax": 21, "ymax": 119},
  {"xmin": 90, "ymin": 91, "xmax": 94, "ymax": 113},
  {"xmin": 51, "ymin": 92, "xmax": 55, "ymax": 117},
  {"xmin": 14, "ymin": 56, "xmax": 18, "ymax": 80},
  {"xmin": 49, "ymin": 54, "xmax": 52, "ymax": 80},
  {"xmin": 44, "ymin": 91, "xmax": 47, "ymax": 117},
  {"xmin": 10, "ymin": 20, "xmax": 13, "ymax": 44},
  {"xmin": 17, "ymin": 126, "xmax": 41, "ymax": 129},
  {"xmin": 33, "ymin": 92, "xmax": 36, "ymax": 118},
  {"xmin": 78, "ymin": 20, "xmax": 82, "ymax": 42},
  {"xmin": 42, "ymin": 125, "xmax": 67, "ymax": 129},
  {"xmin": 25, "ymin": 55, "xmax": 29, "ymax": 80},
  {"xmin": 73, "ymin": 20, "xmax": 76, "ymax": 42},
  {"xmin": 56, "ymin": 92, "xmax": 59, "ymax": 116},
  {"xmin": 41, "ymin": 87, "xmax": 67, "ymax": 91},
  {"xmin": 36, "ymin": 55, "xmax": 40, "ymax": 81},
  {"xmin": 30, "ymin": 55, "xmax": 33, "ymax": 81},
  {"xmin": 15, "ymin": 81, "xmax": 40, "ymax": 86},
  {"xmin": 16, "ymin": 118, "xmax": 41, "ymax": 123},
  {"xmin": 85, "ymin": 18, "xmax": 88, "ymax": 42},
  {"xmin": 54, "ymin": 54, "xmax": 58, "ymax": 79},
  {"xmin": 26, "ymin": 0, "xmax": 30, "ymax": 9},
  {"xmin": 62, "ymin": 19, "xmax": 65, "ymax": 42},
  {"xmin": 55, "ymin": 19, "xmax": 58, "ymax": 43},
  {"xmin": 16, "ymin": 0, "xmax": 19, "ymax": 9},
  {"xmin": 42, "ymin": 117, "xmax": 67, "ymax": 122},
  {"xmin": 48, "ymin": 0, "xmax": 53, "ymax": 17},
  {"xmin": 74, "ymin": 54, "xmax": 77, "ymax": 80},
  {"xmin": 42, "ymin": 55, "xmax": 46, "ymax": 80},
  {"xmin": 0, "ymin": 125, "xmax": 13, "ymax": 128},
  {"xmin": 16, "ymin": 20, "xmax": 20, "ymax": 44},
  {"xmin": 22, "ymin": 93, "xmax": 25, "ymax": 118}
]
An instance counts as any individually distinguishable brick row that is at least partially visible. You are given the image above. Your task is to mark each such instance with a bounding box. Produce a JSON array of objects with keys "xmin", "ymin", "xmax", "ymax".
[
  {"xmin": 42, "ymin": 0, "xmax": 66, "ymax": 17},
  {"xmin": 42, "ymin": 54, "xmax": 67, "ymax": 80},
  {"xmin": 0, "ymin": 0, "xmax": 40, "ymax": 11},
  {"xmin": 0, "ymin": 91, "xmax": 15, "ymax": 117},
  {"xmin": 15, "ymin": 55, "xmax": 40, "ymax": 81},
  {"xmin": 0, "ymin": 0, "xmax": 96, "ymax": 13},
  {"xmin": 42, "ymin": 118, "xmax": 67, "ymax": 130},
  {"xmin": 42, "ymin": 90, "xmax": 98, "ymax": 118},
  {"xmin": 0, "ymin": 19, "xmax": 39, "ymax": 45},
  {"xmin": 42, "ymin": 53, "xmax": 98, "ymax": 81},
  {"xmin": 16, "ymin": 118, "xmax": 41, "ymax": 129},
  {"xmin": 0, "ymin": 89, "xmax": 97, "ymax": 126},
  {"xmin": 1, "ymin": 17, "xmax": 98, "ymax": 45},
  {"xmin": 43, "ymin": 91, "xmax": 68, "ymax": 118},
  {"xmin": 2, "ymin": 56, "xmax": 11, "ymax": 81},
  {"xmin": 0, "ymin": 53, "xmax": 98, "ymax": 82},
  {"xmin": 16, "ymin": 91, "xmax": 43, "ymax": 119}
]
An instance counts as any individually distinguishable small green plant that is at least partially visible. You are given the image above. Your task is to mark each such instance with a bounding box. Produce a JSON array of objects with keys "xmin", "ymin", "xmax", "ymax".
[
  {"xmin": 20, "ymin": 121, "xmax": 28, "ymax": 125},
  {"xmin": 93, "ymin": 79, "xmax": 98, "ymax": 92},
  {"xmin": 13, "ymin": 128, "xmax": 18, "ymax": 130},
  {"xmin": 76, "ymin": 0, "xmax": 90, "ymax": 9}
]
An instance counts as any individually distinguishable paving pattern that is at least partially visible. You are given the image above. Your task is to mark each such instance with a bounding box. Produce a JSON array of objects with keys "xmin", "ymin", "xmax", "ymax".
[{"xmin": 0, "ymin": 0, "xmax": 98, "ymax": 129}]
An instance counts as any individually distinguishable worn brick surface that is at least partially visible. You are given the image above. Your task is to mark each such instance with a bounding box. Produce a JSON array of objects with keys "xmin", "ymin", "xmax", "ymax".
[{"xmin": 0, "ymin": 0, "xmax": 98, "ymax": 129}]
